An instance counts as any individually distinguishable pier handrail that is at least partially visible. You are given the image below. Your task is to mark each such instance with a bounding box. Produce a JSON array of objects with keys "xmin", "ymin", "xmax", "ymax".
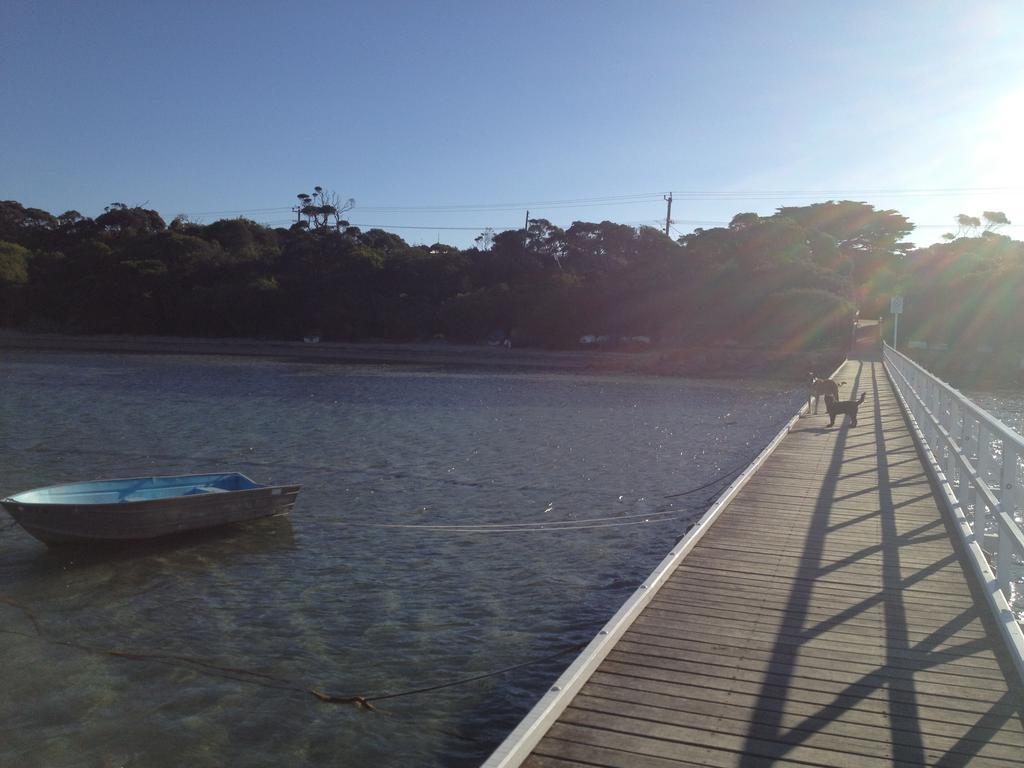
[{"xmin": 883, "ymin": 342, "xmax": 1024, "ymax": 681}]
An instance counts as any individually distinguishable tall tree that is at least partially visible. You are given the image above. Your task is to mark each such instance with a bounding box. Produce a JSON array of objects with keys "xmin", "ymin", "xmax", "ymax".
[
  {"xmin": 774, "ymin": 200, "xmax": 913, "ymax": 313},
  {"xmin": 295, "ymin": 186, "xmax": 354, "ymax": 231},
  {"xmin": 95, "ymin": 203, "xmax": 166, "ymax": 236}
]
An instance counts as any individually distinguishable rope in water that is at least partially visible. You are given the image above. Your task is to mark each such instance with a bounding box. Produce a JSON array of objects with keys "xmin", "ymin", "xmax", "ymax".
[
  {"xmin": 0, "ymin": 450, "xmax": 756, "ymax": 539},
  {"xmin": 0, "ymin": 595, "xmax": 585, "ymax": 713},
  {"xmin": 0, "ymin": 469, "xmax": 741, "ymax": 710},
  {"xmin": 351, "ymin": 509, "xmax": 688, "ymax": 533},
  {"xmin": 662, "ymin": 457, "xmax": 751, "ymax": 498},
  {"xmin": 341, "ymin": 454, "xmax": 754, "ymax": 534},
  {"xmin": 0, "ymin": 455, "xmax": 758, "ymax": 712}
]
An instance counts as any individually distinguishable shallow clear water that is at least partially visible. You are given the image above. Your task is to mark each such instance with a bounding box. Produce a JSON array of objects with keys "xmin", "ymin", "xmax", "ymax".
[{"xmin": 0, "ymin": 351, "xmax": 803, "ymax": 767}]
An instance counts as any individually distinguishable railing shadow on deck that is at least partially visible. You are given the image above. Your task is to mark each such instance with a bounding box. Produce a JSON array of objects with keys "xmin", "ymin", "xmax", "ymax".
[{"xmin": 738, "ymin": 357, "xmax": 1024, "ymax": 766}]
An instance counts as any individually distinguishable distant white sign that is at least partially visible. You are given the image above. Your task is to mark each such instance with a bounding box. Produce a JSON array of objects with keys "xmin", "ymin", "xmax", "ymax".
[{"xmin": 890, "ymin": 295, "xmax": 904, "ymax": 314}]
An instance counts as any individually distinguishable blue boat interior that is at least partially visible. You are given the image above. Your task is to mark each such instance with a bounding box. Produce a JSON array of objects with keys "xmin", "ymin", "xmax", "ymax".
[{"xmin": 6, "ymin": 473, "xmax": 260, "ymax": 505}]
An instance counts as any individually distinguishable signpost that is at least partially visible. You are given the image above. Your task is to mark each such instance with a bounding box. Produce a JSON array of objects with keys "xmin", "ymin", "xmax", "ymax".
[{"xmin": 890, "ymin": 295, "xmax": 904, "ymax": 348}]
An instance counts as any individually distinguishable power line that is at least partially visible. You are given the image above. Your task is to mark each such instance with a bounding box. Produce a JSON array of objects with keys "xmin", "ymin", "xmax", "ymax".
[
  {"xmin": 357, "ymin": 196, "xmax": 664, "ymax": 214},
  {"xmin": 658, "ymin": 185, "xmax": 1024, "ymax": 199},
  {"xmin": 355, "ymin": 185, "xmax": 1024, "ymax": 212},
  {"xmin": 913, "ymin": 222, "xmax": 1024, "ymax": 229},
  {"xmin": 355, "ymin": 223, "xmax": 500, "ymax": 231},
  {"xmin": 182, "ymin": 205, "xmax": 294, "ymax": 216},
  {"xmin": 252, "ymin": 217, "xmax": 1023, "ymax": 234},
  {"xmin": 184, "ymin": 185, "xmax": 1024, "ymax": 220},
  {"xmin": 198, "ymin": 189, "xmax": 1024, "ymax": 238}
]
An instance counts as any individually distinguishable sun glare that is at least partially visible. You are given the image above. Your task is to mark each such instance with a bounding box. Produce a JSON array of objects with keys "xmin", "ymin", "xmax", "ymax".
[{"xmin": 966, "ymin": 88, "xmax": 1024, "ymax": 210}]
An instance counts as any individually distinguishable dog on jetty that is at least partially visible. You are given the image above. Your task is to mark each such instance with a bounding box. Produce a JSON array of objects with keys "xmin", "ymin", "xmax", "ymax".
[
  {"xmin": 808, "ymin": 373, "xmax": 846, "ymax": 414},
  {"xmin": 824, "ymin": 392, "xmax": 866, "ymax": 427}
]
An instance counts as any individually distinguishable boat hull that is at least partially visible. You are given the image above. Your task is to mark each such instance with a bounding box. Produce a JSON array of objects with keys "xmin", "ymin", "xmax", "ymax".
[{"xmin": 1, "ymin": 475, "xmax": 300, "ymax": 545}]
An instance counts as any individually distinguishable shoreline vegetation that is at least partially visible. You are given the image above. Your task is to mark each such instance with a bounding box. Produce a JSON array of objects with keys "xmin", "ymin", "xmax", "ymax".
[
  {"xmin": 0, "ymin": 329, "xmax": 845, "ymax": 382},
  {"xmin": 900, "ymin": 345, "xmax": 1024, "ymax": 392},
  {"xmin": 9, "ymin": 329, "xmax": 1018, "ymax": 391},
  {"xmin": 3, "ymin": 198, "xmax": 1021, "ymax": 389}
]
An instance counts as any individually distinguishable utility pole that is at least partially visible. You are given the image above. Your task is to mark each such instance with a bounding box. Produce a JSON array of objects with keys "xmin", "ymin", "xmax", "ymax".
[
  {"xmin": 524, "ymin": 210, "xmax": 530, "ymax": 248},
  {"xmin": 663, "ymin": 193, "xmax": 673, "ymax": 236}
]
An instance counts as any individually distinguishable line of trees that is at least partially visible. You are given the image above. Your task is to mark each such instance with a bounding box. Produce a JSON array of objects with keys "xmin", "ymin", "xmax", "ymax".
[
  {"xmin": 895, "ymin": 213, "xmax": 1023, "ymax": 366},
  {"xmin": 2, "ymin": 194, "xmax": 1013, "ymax": 361}
]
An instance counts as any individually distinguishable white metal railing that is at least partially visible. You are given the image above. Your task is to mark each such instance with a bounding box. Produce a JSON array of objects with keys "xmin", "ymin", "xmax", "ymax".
[{"xmin": 883, "ymin": 342, "xmax": 1024, "ymax": 679}]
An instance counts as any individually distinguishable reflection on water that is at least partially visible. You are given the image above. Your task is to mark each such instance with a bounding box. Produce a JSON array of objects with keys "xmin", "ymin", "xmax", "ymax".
[
  {"xmin": 28, "ymin": 515, "xmax": 297, "ymax": 574},
  {"xmin": 0, "ymin": 351, "xmax": 802, "ymax": 767},
  {"xmin": 968, "ymin": 390, "xmax": 1024, "ymax": 437}
]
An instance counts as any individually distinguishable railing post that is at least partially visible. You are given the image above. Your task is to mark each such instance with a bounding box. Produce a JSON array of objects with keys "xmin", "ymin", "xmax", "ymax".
[
  {"xmin": 947, "ymin": 397, "xmax": 961, "ymax": 497},
  {"xmin": 942, "ymin": 390, "xmax": 953, "ymax": 468},
  {"xmin": 937, "ymin": 387, "xmax": 947, "ymax": 467},
  {"xmin": 915, "ymin": 371, "xmax": 928, "ymax": 439},
  {"xmin": 978, "ymin": 426, "xmax": 993, "ymax": 494},
  {"xmin": 962, "ymin": 413, "xmax": 976, "ymax": 515},
  {"xmin": 977, "ymin": 425, "xmax": 991, "ymax": 538},
  {"xmin": 927, "ymin": 378, "xmax": 939, "ymax": 450},
  {"xmin": 997, "ymin": 521, "xmax": 1014, "ymax": 594},
  {"xmin": 1002, "ymin": 446, "xmax": 1022, "ymax": 521},
  {"xmin": 920, "ymin": 374, "xmax": 931, "ymax": 444}
]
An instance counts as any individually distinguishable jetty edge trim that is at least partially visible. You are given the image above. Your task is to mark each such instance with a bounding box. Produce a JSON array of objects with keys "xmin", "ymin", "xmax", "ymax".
[
  {"xmin": 883, "ymin": 346, "xmax": 1024, "ymax": 685},
  {"xmin": 481, "ymin": 362, "xmax": 842, "ymax": 768}
]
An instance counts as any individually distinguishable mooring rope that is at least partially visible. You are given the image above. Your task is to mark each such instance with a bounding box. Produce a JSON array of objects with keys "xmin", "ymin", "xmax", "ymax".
[
  {"xmin": 0, "ymin": 595, "xmax": 587, "ymax": 713},
  {"xmin": 350, "ymin": 507, "xmax": 689, "ymax": 533},
  {"xmin": 313, "ymin": 642, "xmax": 587, "ymax": 707},
  {"xmin": 0, "ymin": 451, "xmax": 761, "ymax": 713},
  {"xmin": 364, "ymin": 507, "xmax": 680, "ymax": 529},
  {"xmin": 0, "ymin": 447, "xmax": 757, "ymax": 540},
  {"xmin": 662, "ymin": 457, "xmax": 751, "ymax": 499},
  {"xmin": 341, "ymin": 453, "xmax": 754, "ymax": 535}
]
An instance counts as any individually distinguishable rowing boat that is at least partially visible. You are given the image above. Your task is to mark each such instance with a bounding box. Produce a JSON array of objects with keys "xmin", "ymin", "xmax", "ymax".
[{"xmin": 1, "ymin": 472, "xmax": 300, "ymax": 545}]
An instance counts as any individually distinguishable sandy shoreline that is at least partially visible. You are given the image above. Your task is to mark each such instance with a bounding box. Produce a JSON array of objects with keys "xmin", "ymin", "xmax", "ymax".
[{"xmin": 0, "ymin": 329, "xmax": 829, "ymax": 381}]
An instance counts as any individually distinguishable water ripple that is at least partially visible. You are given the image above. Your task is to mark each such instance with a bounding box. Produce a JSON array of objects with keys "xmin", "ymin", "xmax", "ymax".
[{"xmin": 0, "ymin": 350, "xmax": 803, "ymax": 767}]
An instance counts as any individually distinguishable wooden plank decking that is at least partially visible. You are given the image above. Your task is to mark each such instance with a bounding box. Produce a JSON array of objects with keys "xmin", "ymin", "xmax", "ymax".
[{"xmin": 515, "ymin": 356, "xmax": 1024, "ymax": 767}]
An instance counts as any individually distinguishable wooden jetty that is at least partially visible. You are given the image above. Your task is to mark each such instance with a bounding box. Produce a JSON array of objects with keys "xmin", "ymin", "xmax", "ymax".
[{"xmin": 487, "ymin": 355, "xmax": 1024, "ymax": 767}]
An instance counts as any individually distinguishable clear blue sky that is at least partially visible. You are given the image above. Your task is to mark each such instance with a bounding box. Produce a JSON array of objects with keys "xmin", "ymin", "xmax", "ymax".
[{"xmin": 3, "ymin": 1, "xmax": 1023, "ymax": 247}]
